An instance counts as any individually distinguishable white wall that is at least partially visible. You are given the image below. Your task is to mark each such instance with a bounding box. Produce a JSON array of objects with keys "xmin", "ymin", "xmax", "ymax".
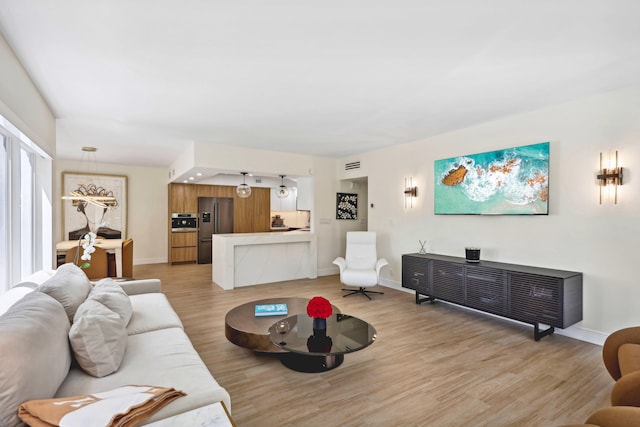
[
  {"xmin": 170, "ymin": 141, "xmax": 317, "ymax": 181},
  {"xmin": 54, "ymin": 160, "xmax": 168, "ymax": 265},
  {"xmin": 345, "ymin": 84, "xmax": 640, "ymax": 343},
  {"xmin": 334, "ymin": 179, "xmax": 368, "ymax": 256},
  {"xmin": 309, "ymin": 156, "xmax": 343, "ymax": 276},
  {"xmin": 0, "ymin": 34, "xmax": 55, "ymax": 156},
  {"xmin": 0, "ymin": 33, "xmax": 56, "ymax": 279}
]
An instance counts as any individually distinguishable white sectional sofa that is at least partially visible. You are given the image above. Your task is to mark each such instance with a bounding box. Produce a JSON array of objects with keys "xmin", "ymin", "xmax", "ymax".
[{"xmin": 0, "ymin": 264, "xmax": 230, "ymax": 427}]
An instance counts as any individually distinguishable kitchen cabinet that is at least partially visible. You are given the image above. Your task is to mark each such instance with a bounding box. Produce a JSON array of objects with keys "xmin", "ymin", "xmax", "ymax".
[
  {"xmin": 168, "ymin": 183, "xmax": 270, "ymax": 263},
  {"xmin": 402, "ymin": 253, "xmax": 583, "ymax": 341},
  {"xmin": 270, "ymin": 187, "xmax": 297, "ymax": 211},
  {"xmin": 171, "ymin": 232, "xmax": 197, "ymax": 264},
  {"xmin": 296, "ymin": 177, "xmax": 312, "ymax": 211}
]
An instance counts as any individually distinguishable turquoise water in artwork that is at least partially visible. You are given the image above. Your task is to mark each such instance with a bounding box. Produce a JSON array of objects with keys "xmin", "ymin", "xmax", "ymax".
[{"xmin": 434, "ymin": 142, "xmax": 549, "ymax": 215}]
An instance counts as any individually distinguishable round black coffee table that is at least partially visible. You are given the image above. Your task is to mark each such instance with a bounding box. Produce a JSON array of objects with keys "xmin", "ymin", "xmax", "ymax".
[
  {"xmin": 225, "ymin": 297, "xmax": 340, "ymax": 353},
  {"xmin": 268, "ymin": 313, "xmax": 377, "ymax": 372}
]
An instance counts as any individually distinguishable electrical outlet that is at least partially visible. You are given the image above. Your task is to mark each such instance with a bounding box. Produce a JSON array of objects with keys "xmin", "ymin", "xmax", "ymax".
[{"xmin": 388, "ymin": 268, "xmax": 393, "ymax": 277}]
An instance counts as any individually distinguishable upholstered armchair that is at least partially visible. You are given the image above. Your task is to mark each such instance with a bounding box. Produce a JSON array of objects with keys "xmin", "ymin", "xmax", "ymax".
[
  {"xmin": 602, "ymin": 326, "xmax": 640, "ymax": 406},
  {"xmin": 559, "ymin": 406, "xmax": 640, "ymax": 427},
  {"xmin": 333, "ymin": 231, "xmax": 388, "ymax": 300}
]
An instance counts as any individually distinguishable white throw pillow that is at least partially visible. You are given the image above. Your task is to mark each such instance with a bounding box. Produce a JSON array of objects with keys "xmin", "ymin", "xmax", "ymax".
[
  {"xmin": 37, "ymin": 263, "xmax": 92, "ymax": 322},
  {"xmin": 0, "ymin": 292, "xmax": 71, "ymax": 427},
  {"xmin": 69, "ymin": 302, "xmax": 127, "ymax": 378},
  {"xmin": 86, "ymin": 279, "xmax": 133, "ymax": 325}
]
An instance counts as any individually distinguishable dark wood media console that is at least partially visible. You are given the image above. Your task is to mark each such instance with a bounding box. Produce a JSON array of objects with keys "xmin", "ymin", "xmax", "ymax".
[{"xmin": 402, "ymin": 253, "xmax": 583, "ymax": 340}]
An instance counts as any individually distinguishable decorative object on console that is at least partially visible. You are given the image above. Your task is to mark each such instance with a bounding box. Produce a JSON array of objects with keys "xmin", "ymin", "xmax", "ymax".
[
  {"xmin": 404, "ymin": 176, "xmax": 418, "ymax": 209},
  {"xmin": 277, "ymin": 175, "xmax": 289, "ymax": 198},
  {"xmin": 434, "ymin": 141, "xmax": 549, "ymax": 215},
  {"xmin": 336, "ymin": 193, "xmax": 358, "ymax": 220},
  {"xmin": 235, "ymin": 172, "xmax": 252, "ymax": 198},
  {"xmin": 597, "ymin": 150, "xmax": 623, "ymax": 204},
  {"xmin": 465, "ymin": 247, "xmax": 481, "ymax": 263},
  {"xmin": 418, "ymin": 240, "xmax": 427, "ymax": 255}
]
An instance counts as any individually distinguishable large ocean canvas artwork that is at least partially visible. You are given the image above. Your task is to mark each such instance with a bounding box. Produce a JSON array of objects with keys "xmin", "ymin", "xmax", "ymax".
[{"xmin": 434, "ymin": 142, "xmax": 549, "ymax": 215}]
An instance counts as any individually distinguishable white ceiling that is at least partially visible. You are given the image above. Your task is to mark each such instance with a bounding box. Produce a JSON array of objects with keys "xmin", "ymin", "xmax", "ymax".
[{"xmin": 1, "ymin": 1, "xmax": 640, "ymax": 167}]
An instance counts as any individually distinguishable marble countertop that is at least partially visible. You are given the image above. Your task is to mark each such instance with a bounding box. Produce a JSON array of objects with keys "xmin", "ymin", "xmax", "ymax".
[{"xmin": 213, "ymin": 230, "xmax": 313, "ymax": 244}]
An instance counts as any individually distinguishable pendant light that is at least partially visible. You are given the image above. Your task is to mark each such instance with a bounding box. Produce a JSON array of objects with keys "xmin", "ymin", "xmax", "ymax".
[
  {"xmin": 61, "ymin": 147, "xmax": 117, "ymax": 208},
  {"xmin": 236, "ymin": 172, "xmax": 252, "ymax": 198},
  {"xmin": 277, "ymin": 175, "xmax": 289, "ymax": 198}
]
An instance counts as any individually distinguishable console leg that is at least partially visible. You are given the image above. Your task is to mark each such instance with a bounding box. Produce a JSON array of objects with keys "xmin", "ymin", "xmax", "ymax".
[
  {"xmin": 415, "ymin": 292, "xmax": 435, "ymax": 305},
  {"xmin": 534, "ymin": 323, "xmax": 555, "ymax": 341}
]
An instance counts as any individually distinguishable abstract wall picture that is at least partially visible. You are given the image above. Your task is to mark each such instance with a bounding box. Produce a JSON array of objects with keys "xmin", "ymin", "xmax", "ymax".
[
  {"xmin": 62, "ymin": 172, "xmax": 128, "ymax": 240},
  {"xmin": 434, "ymin": 142, "xmax": 549, "ymax": 215},
  {"xmin": 336, "ymin": 193, "xmax": 358, "ymax": 220}
]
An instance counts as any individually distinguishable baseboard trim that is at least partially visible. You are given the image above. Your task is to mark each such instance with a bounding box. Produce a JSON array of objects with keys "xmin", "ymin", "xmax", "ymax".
[
  {"xmin": 555, "ymin": 325, "xmax": 607, "ymax": 346},
  {"xmin": 318, "ymin": 266, "xmax": 339, "ymax": 277},
  {"xmin": 134, "ymin": 257, "xmax": 167, "ymax": 265}
]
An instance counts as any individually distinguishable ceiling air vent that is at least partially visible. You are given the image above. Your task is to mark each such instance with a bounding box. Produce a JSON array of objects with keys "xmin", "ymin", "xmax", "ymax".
[{"xmin": 345, "ymin": 161, "xmax": 361, "ymax": 171}]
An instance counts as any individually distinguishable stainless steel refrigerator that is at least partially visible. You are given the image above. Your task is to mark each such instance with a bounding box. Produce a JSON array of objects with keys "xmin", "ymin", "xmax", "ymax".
[{"xmin": 198, "ymin": 197, "xmax": 234, "ymax": 264}]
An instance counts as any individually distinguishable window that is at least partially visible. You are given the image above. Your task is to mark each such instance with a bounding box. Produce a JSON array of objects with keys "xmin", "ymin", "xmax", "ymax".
[
  {"xmin": 0, "ymin": 116, "xmax": 52, "ymax": 292},
  {"xmin": 0, "ymin": 134, "xmax": 8, "ymax": 291},
  {"xmin": 20, "ymin": 147, "xmax": 35, "ymax": 278}
]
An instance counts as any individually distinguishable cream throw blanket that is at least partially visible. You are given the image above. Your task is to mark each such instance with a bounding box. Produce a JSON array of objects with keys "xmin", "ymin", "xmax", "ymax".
[{"xmin": 18, "ymin": 385, "xmax": 186, "ymax": 427}]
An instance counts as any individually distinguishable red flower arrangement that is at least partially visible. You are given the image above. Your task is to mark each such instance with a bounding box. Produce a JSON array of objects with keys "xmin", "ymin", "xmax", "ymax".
[{"xmin": 306, "ymin": 296, "xmax": 332, "ymax": 319}]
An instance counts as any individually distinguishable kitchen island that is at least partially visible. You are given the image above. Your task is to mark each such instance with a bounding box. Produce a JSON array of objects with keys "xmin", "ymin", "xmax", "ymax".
[{"xmin": 212, "ymin": 231, "xmax": 317, "ymax": 290}]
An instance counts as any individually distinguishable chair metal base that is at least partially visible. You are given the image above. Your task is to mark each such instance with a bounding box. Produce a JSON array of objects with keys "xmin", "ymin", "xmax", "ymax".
[{"xmin": 341, "ymin": 287, "xmax": 384, "ymax": 300}]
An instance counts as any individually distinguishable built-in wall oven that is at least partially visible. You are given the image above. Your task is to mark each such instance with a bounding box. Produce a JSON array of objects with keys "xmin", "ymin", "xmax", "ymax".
[{"xmin": 171, "ymin": 213, "xmax": 198, "ymax": 232}]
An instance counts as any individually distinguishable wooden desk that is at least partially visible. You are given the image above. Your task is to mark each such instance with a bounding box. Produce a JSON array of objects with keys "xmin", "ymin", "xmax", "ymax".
[{"xmin": 56, "ymin": 239, "xmax": 125, "ymax": 277}]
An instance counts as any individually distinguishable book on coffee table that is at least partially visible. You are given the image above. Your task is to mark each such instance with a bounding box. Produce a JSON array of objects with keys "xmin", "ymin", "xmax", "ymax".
[{"xmin": 254, "ymin": 303, "xmax": 288, "ymax": 317}]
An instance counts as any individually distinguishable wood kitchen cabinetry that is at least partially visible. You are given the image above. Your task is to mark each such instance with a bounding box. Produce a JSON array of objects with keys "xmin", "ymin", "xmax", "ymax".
[
  {"xmin": 402, "ymin": 253, "xmax": 583, "ymax": 341},
  {"xmin": 171, "ymin": 232, "xmax": 197, "ymax": 263},
  {"xmin": 168, "ymin": 183, "xmax": 271, "ymax": 263}
]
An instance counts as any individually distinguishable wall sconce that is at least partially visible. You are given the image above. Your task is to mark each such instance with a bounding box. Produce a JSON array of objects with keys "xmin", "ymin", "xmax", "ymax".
[
  {"xmin": 404, "ymin": 177, "xmax": 418, "ymax": 208},
  {"xmin": 597, "ymin": 151, "xmax": 623, "ymax": 204}
]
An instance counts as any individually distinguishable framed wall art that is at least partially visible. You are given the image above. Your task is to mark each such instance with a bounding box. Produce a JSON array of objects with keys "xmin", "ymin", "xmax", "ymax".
[
  {"xmin": 434, "ymin": 142, "xmax": 549, "ymax": 215},
  {"xmin": 62, "ymin": 172, "xmax": 128, "ymax": 240},
  {"xmin": 336, "ymin": 192, "xmax": 358, "ymax": 220}
]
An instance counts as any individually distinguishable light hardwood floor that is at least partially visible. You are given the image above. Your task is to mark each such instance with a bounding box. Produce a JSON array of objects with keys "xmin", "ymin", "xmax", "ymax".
[{"xmin": 133, "ymin": 263, "xmax": 611, "ymax": 427}]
